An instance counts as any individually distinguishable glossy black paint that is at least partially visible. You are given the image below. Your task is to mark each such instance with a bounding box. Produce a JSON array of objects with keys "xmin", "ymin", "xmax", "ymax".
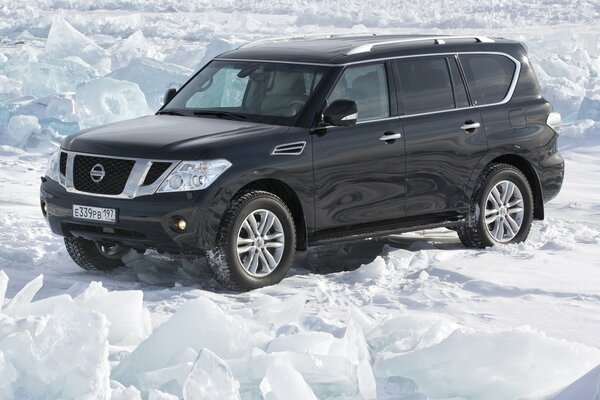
[{"xmin": 41, "ymin": 35, "xmax": 564, "ymax": 253}]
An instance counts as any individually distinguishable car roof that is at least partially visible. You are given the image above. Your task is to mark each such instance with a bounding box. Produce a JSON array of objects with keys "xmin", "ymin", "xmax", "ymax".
[{"xmin": 216, "ymin": 34, "xmax": 522, "ymax": 66}]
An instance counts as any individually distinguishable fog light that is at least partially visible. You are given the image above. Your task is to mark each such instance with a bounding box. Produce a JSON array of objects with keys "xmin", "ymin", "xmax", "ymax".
[
  {"xmin": 173, "ymin": 217, "xmax": 187, "ymax": 232},
  {"xmin": 41, "ymin": 201, "xmax": 48, "ymax": 216}
]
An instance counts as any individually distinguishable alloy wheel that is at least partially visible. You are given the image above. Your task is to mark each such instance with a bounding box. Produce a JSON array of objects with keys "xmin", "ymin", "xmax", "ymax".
[
  {"xmin": 236, "ymin": 209, "xmax": 285, "ymax": 277},
  {"xmin": 484, "ymin": 180, "xmax": 525, "ymax": 242}
]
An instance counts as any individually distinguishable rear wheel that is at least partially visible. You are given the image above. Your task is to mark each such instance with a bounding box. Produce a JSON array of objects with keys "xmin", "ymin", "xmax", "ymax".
[
  {"xmin": 64, "ymin": 237, "xmax": 130, "ymax": 271},
  {"xmin": 458, "ymin": 163, "xmax": 534, "ymax": 248},
  {"xmin": 206, "ymin": 190, "xmax": 296, "ymax": 291}
]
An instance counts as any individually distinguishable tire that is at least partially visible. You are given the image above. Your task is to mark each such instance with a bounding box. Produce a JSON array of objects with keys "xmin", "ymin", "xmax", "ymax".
[
  {"xmin": 457, "ymin": 163, "xmax": 534, "ymax": 248},
  {"xmin": 206, "ymin": 190, "xmax": 296, "ymax": 291},
  {"xmin": 64, "ymin": 237, "xmax": 129, "ymax": 271}
]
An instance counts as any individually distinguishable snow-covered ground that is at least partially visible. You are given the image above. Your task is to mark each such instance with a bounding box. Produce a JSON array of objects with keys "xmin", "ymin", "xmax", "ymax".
[{"xmin": 1, "ymin": 1, "xmax": 600, "ymax": 399}]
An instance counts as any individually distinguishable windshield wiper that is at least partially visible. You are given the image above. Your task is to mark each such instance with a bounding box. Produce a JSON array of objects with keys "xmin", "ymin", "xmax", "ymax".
[
  {"xmin": 192, "ymin": 111, "xmax": 248, "ymax": 121},
  {"xmin": 157, "ymin": 109, "xmax": 192, "ymax": 116}
]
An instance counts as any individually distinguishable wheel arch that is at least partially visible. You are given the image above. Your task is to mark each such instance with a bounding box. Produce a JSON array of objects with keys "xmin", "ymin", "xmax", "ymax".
[
  {"xmin": 236, "ymin": 178, "xmax": 308, "ymax": 250},
  {"xmin": 486, "ymin": 154, "xmax": 544, "ymax": 220}
]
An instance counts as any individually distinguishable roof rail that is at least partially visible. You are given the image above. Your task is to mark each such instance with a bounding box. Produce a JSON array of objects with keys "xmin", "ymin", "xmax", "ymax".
[
  {"xmin": 346, "ymin": 35, "xmax": 495, "ymax": 55},
  {"xmin": 239, "ymin": 32, "xmax": 377, "ymax": 49}
]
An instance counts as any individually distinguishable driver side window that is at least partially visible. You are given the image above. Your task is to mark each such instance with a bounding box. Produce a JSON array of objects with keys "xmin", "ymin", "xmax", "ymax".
[{"xmin": 327, "ymin": 64, "xmax": 390, "ymax": 122}]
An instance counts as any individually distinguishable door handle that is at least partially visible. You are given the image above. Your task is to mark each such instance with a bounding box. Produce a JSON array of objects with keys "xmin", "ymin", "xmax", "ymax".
[
  {"xmin": 460, "ymin": 121, "xmax": 481, "ymax": 132},
  {"xmin": 379, "ymin": 132, "xmax": 402, "ymax": 142}
]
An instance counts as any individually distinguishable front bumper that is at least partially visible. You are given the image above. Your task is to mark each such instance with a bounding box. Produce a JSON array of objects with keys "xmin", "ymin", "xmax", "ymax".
[{"xmin": 40, "ymin": 178, "xmax": 222, "ymax": 253}]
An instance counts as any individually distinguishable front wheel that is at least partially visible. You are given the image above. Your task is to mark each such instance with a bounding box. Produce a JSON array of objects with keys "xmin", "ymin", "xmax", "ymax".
[
  {"xmin": 64, "ymin": 237, "xmax": 130, "ymax": 271},
  {"xmin": 206, "ymin": 191, "xmax": 296, "ymax": 291},
  {"xmin": 458, "ymin": 163, "xmax": 534, "ymax": 248}
]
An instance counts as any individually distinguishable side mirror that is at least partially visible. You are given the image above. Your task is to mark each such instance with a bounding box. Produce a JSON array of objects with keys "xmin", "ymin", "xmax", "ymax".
[
  {"xmin": 322, "ymin": 99, "xmax": 358, "ymax": 127},
  {"xmin": 163, "ymin": 88, "xmax": 177, "ymax": 105}
]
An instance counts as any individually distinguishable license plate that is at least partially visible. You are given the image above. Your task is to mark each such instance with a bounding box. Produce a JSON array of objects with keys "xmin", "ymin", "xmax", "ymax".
[{"xmin": 73, "ymin": 205, "xmax": 117, "ymax": 223}]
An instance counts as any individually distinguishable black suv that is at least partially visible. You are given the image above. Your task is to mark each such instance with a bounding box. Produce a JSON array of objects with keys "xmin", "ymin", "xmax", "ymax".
[{"xmin": 41, "ymin": 34, "xmax": 564, "ymax": 291}]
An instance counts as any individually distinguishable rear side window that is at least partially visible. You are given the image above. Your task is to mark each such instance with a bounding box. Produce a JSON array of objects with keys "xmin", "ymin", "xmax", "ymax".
[
  {"xmin": 460, "ymin": 54, "xmax": 516, "ymax": 106},
  {"xmin": 327, "ymin": 64, "xmax": 390, "ymax": 121},
  {"xmin": 395, "ymin": 57, "xmax": 455, "ymax": 115}
]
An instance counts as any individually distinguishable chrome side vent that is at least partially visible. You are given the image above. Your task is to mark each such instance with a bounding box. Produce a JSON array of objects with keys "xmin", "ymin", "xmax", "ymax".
[{"xmin": 271, "ymin": 141, "xmax": 306, "ymax": 156}]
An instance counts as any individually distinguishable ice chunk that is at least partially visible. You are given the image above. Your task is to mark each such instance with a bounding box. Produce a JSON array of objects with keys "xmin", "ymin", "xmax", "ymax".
[
  {"xmin": 108, "ymin": 58, "xmax": 192, "ymax": 110},
  {"xmin": 149, "ymin": 389, "xmax": 179, "ymax": 400},
  {"xmin": 345, "ymin": 318, "xmax": 376, "ymax": 400},
  {"xmin": 0, "ymin": 46, "xmax": 98, "ymax": 101},
  {"xmin": 0, "ymin": 74, "xmax": 22, "ymax": 101},
  {"xmin": 110, "ymin": 381, "xmax": 142, "ymax": 400},
  {"xmin": 229, "ymin": 352, "xmax": 357, "ymax": 397},
  {"xmin": 75, "ymin": 77, "xmax": 152, "ymax": 129},
  {"xmin": 267, "ymin": 331, "xmax": 336, "ymax": 355},
  {"xmin": 538, "ymin": 54, "xmax": 588, "ymax": 82},
  {"xmin": 76, "ymin": 281, "xmax": 152, "ymax": 346},
  {"xmin": 0, "ymin": 275, "xmax": 111, "ymax": 399},
  {"xmin": 111, "ymin": 30, "xmax": 158, "ymax": 70},
  {"xmin": 6, "ymin": 93, "xmax": 77, "ymax": 124},
  {"xmin": 578, "ymin": 95, "xmax": 600, "ymax": 121},
  {"xmin": 182, "ymin": 348, "xmax": 241, "ymax": 400},
  {"xmin": 260, "ymin": 359, "xmax": 317, "ymax": 400},
  {"xmin": 197, "ymin": 37, "xmax": 244, "ymax": 69},
  {"xmin": 45, "ymin": 15, "xmax": 105, "ymax": 65},
  {"xmin": 367, "ymin": 313, "xmax": 458, "ymax": 353},
  {"xmin": 3, "ymin": 273, "xmax": 43, "ymax": 316},
  {"xmin": 0, "ymin": 271, "xmax": 7, "ymax": 312},
  {"xmin": 113, "ymin": 296, "xmax": 266, "ymax": 393},
  {"xmin": 549, "ymin": 364, "xmax": 600, "ymax": 400},
  {"xmin": 374, "ymin": 327, "xmax": 600, "ymax": 400},
  {"xmin": 1, "ymin": 115, "xmax": 41, "ymax": 148},
  {"xmin": 253, "ymin": 294, "xmax": 306, "ymax": 328}
]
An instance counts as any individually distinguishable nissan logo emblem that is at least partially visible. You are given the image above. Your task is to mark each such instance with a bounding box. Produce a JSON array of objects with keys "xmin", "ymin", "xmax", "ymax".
[{"xmin": 90, "ymin": 163, "xmax": 105, "ymax": 183}]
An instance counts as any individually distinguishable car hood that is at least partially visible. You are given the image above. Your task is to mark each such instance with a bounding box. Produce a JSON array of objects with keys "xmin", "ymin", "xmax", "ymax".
[{"xmin": 62, "ymin": 115, "xmax": 290, "ymax": 159}]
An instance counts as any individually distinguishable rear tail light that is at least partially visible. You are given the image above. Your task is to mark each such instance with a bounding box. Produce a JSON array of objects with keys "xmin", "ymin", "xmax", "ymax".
[{"xmin": 546, "ymin": 112, "xmax": 562, "ymax": 135}]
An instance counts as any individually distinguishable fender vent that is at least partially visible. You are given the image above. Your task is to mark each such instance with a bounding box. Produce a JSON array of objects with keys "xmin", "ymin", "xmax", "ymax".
[{"xmin": 271, "ymin": 141, "xmax": 306, "ymax": 156}]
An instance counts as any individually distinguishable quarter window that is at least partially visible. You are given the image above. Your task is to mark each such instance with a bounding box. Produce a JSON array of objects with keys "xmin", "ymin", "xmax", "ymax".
[
  {"xmin": 327, "ymin": 64, "xmax": 390, "ymax": 121},
  {"xmin": 460, "ymin": 54, "xmax": 516, "ymax": 105},
  {"xmin": 395, "ymin": 57, "xmax": 455, "ymax": 115}
]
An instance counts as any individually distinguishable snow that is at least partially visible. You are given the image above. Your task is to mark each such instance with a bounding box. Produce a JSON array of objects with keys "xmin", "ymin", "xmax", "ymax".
[{"xmin": 0, "ymin": 0, "xmax": 600, "ymax": 399}]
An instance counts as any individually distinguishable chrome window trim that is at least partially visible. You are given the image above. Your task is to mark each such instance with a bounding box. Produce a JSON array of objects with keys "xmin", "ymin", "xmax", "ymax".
[
  {"xmin": 60, "ymin": 150, "xmax": 180, "ymax": 199},
  {"xmin": 310, "ymin": 51, "xmax": 521, "ymax": 128},
  {"xmin": 219, "ymin": 52, "xmax": 521, "ymax": 118}
]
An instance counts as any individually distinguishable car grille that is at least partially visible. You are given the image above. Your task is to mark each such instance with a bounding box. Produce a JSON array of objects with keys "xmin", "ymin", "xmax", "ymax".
[
  {"xmin": 73, "ymin": 155, "xmax": 135, "ymax": 195},
  {"xmin": 143, "ymin": 162, "xmax": 171, "ymax": 186}
]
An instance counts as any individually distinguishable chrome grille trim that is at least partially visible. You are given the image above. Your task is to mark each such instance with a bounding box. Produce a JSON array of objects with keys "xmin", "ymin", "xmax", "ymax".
[{"xmin": 61, "ymin": 150, "xmax": 179, "ymax": 199}]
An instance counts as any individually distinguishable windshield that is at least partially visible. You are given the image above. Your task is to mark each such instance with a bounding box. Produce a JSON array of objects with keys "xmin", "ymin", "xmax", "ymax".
[{"xmin": 161, "ymin": 60, "xmax": 328, "ymax": 125}]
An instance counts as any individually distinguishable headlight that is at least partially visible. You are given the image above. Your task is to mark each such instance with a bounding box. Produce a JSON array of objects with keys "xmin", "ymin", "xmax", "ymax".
[
  {"xmin": 157, "ymin": 159, "xmax": 232, "ymax": 193},
  {"xmin": 45, "ymin": 147, "xmax": 61, "ymax": 183}
]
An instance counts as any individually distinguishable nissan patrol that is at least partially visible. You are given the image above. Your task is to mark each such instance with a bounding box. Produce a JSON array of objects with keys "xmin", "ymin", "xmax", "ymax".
[{"xmin": 40, "ymin": 34, "xmax": 565, "ymax": 291}]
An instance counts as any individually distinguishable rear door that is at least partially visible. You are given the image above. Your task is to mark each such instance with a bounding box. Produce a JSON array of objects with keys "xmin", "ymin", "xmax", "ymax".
[
  {"xmin": 312, "ymin": 62, "xmax": 406, "ymax": 230},
  {"xmin": 394, "ymin": 55, "xmax": 487, "ymax": 217}
]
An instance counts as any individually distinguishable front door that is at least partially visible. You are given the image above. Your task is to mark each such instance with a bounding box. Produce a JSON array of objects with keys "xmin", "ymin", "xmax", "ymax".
[{"xmin": 312, "ymin": 62, "xmax": 406, "ymax": 230}]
